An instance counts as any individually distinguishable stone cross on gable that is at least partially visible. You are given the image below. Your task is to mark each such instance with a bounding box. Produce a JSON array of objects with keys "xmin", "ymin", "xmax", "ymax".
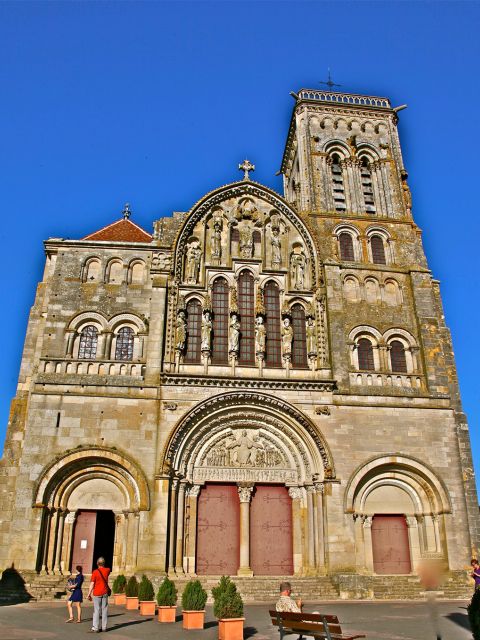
[{"xmin": 238, "ymin": 159, "xmax": 255, "ymax": 180}]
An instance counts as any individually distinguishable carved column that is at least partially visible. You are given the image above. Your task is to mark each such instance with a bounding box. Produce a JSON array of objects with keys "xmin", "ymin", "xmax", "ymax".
[
  {"xmin": 314, "ymin": 482, "xmax": 325, "ymax": 571},
  {"xmin": 407, "ymin": 516, "xmax": 421, "ymax": 571},
  {"xmin": 41, "ymin": 507, "xmax": 54, "ymax": 574},
  {"xmin": 237, "ymin": 484, "xmax": 254, "ymax": 576},
  {"xmin": 353, "ymin": 514, "xmax": 364, "ymax": 571},
  {"xmin": 112, "ymin": 512, "xmax": 125, "ymax": 571},
  {"xmin": 65, "ymin": 330, "xmax": 76, "ymax": 357},
  {"xmin": 46, "ymin": 508, "xmax": 60, "ymax": 573},
  {"xmin": 124, "ymin": 510, "xmax": 139, "ymax": 572},
  {"xmin": 362, "ymin": 516, "xmax": 374, "ymax": 572},
  {"xmin": 103, "ymin": 331, "xmax": 113, "ymax": 359},
  {"xmin": 306, "ymin": 486, "xmax": 316, "ymax": 573},
  {"xmin": 289, "ymin": 487, "xmax": 304, "ymax": 575},
  {"xmin": 54, "ymin": 509, "xmax": 67, "ymax": 574},
  {"xmin": 175, "ymin": 481, "xmax": 187, "ymax": 574},
  {"xmin": 168, "ymin": 479, "xmax": 178, "ymax": 574},
  {"xmin": 62, "ymin": 511, "xmax": 77, "ymax": 573},
  {"xmin": 186, "ymin": 485, "xmax": 201, "ymax": 575}
]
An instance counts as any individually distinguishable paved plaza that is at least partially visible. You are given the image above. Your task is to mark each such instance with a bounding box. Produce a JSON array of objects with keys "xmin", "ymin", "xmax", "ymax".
[{"xmin": 0, "ymin": 600, "xmax": 472, "ymax": 640}]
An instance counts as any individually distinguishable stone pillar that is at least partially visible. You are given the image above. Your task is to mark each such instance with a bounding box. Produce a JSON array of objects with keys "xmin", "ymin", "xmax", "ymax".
[
  {"xmin": 185, "ymin": 485, "xmax": 201, "ymax": 575},
  {"xmin": 65, "ymin": 331, "xmax": 76, "ymax": 357},
  {"xmin": 62, "ymin": 511, "xmax": 76, "ymax": 573},
  {"xmin": 353, "ymin": 514, "xmax": 365, "ymax": 571},
  {"xmin": 113, "ymin": 512, "xmax": 125, "ymax": 571},
  {"xmin": 289, "ymin": 487, "xmax": 304, "ymax": 575},
  {"xmin": 237, "ymin": 483, "xmax": 254, "ymax": 577},
  {"xmin": 46, "ymin": 508, "xmax": 59, "ymax": 573},
  {"xmin": 124, "ymin": 510, "xmax": 139, "ymax": 572},
  {"xmin": 54, "ymin": 509, "xmax": 67, "ymax": 574},
  {"xmin": 168, "ymin": 479, "xmax": 178, "ymax": 575},
  {"xmin": 362, "ymin": 516, "xmax": 374, "ymax": 573},
  {"xmin": 314, "ymin": 482, "xmax": 325, "ymax": 571},
  {"xmin": 103, "ymin": 332, "xmax": 113, "ymax": 359},
  {"xmin": 408, "ymin": 516, "xmax": 422, "ymax": 571},
  {"xmin": 175, "ymin": 481, "xmax": 187, "ymax": 574},
  {"xmin": 306, "ymin": 486, "xmax": 316, "ymax": 573},
  {"xmin": 122, "ymin": 511, "xmax": 130, "ymax": 571},
  {"xmin": 432, "ymin": 514, "xmax": 441, "ymax": 553}
]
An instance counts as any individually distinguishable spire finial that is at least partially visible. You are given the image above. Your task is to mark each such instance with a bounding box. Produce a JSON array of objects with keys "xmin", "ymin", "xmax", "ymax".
[
  {"xmin": 238, "ymin": 159, "xmax": 255, "ymax": 181},
  {"xmin": 319, "ymin": 68, "xmax": 342, "ymax": 91},
  {"xmin": 122, "ymin": 203, "xmax": 131, "ymax": 219}
]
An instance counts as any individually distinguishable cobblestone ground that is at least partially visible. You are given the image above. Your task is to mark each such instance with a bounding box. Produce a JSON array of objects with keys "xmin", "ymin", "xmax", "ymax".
[{"xmin": 0, "ymin": 600, "xmax": 472, "ymax": 640}]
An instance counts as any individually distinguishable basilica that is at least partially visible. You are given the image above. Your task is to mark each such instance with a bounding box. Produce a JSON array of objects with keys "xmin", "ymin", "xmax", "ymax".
[{"xmin": 0, "ymin": 88, "xmax": 478, "ymax": 598}]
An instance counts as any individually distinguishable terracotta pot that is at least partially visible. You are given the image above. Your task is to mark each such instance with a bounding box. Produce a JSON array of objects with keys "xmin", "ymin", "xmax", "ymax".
[
  {"xmin": 113, "ymin": 593, "xmax": 126, "ymax": 605},
  {"xmin": 157, "ymin": 606, "xmax": 177, "ymax": 622},
  {"xmin": 218, "ymin": 618, "xmax": 245, "ymax": 640},
  {"xmin": 182, "ymin": 610, "xmax": 205, "ymax": 629},
  {"xmin": 139, "ymin": 600, "xmax": 156, "ymax": 615},
  {"xmin": 126, "ymin": 596, "xmax": 139, "ymax": 610}
]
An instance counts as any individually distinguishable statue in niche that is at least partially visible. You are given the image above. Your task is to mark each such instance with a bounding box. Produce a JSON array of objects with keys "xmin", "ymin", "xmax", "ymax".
[
  {"xmin": 290, "ymin": 248, "xmax": 306, "ymax": 289},
  {"xmin": 201, "ymin": 310, "xmax": 212, "ymax": 352},
  {"xmin": 210, "ymin": 213, "xmax": 223, "ymax": 261},
  {"xmin": 239, "ymin": 222, "xmax": 254, "ymax": 258},
  {"xmin": 235, "ymin": 197, "xmax": 259, "ymax": 223},
  {"xmin": 229, "ymin": 313, "xmax": 240, "ymax": 354},
  {"xmin": 281, "ymin": 317, "xmax": 293, "ymax": 356},
  {"xmin": 227, "ymin": 430, "xmax": 264, "ymax": 466},
  {"xmin": 255, "ymin": 316, "xmax": 267, "ymax": 354},
  {"xmin": 271, "ymin": 227, "xmax": 282, "ymax": 269},
  {"xmin": 185, "ymin": 242, "xmax": 201, "ymax": 284},
  {"xmin": 306, "ymin": 316, "xmax": 317, "ymax": 356},
  {"xmin": 175, "ymin": 310, "xmax": 187, "ymax": 352},
  {"xmin": 401, "ymin": 170, "xmax": 412, "ymax": 216}
]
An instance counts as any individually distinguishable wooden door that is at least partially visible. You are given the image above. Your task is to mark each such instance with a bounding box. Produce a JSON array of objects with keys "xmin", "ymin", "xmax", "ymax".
[
  {"xmin": 196, "ymin": 484, "xmax": 240, "ymax": 575},
  {"xmin": 250, "ymin": 485, "xmax": 293, "ymax": 575},
  {"xmin": 372, "ymin": 515, "xmax": 411, "ymax": 574},
  {"xmin": 71, "ymin": 510, "xmax": 97, "ymax": 572}
]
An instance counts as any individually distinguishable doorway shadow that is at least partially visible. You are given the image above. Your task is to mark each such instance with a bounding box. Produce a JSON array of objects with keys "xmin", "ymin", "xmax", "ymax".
[{"xmin": 0, "ymin": 565, "xmax": 33, "ymax": 605}]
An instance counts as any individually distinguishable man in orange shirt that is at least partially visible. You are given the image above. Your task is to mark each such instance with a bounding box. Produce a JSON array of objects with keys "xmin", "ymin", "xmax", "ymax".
[{"xmin": 87, "ymin": 557, "xmax": 111, "ymax": 633}]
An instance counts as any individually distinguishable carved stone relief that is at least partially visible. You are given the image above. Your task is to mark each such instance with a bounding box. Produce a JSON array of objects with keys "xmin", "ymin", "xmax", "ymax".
[{"xmin": 205, "ymin": 429, "xmax": 286, "ymax": 469}]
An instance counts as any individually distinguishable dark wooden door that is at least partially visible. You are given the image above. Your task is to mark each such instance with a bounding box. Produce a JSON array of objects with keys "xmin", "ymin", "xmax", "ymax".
[
  {"xmin": 71, "ymin": 510, "xmax": 97, "ymax": 571},
  {"xmin": 372, "ymin": 515, "xmax": 411, "ymax": 574},
  {"xmin": 250, "ymin": 485, "xmax": 293, "ymax": 575},
  {"xmin": 196, "ymin": 484, "xmax": 240, "ymax": 575}
]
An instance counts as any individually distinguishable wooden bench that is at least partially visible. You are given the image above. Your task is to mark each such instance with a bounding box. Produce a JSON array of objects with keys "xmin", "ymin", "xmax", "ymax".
[{"xmin": 269, "ymin": 609, "xmax": 366, "ymax": 640}]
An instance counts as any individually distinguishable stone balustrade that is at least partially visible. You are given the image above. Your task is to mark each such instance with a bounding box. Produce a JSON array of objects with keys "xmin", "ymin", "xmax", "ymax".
[
  {"xmin": 298, "ymin": 89, "xmax": 391, "ymax": 109},
  {"xmin": 39, "ymin": 358, "xmax": 145, "ymax": 377},
  {"xmin": 350, "ymin": 371, "xmax": 423, "ymax": 390}
]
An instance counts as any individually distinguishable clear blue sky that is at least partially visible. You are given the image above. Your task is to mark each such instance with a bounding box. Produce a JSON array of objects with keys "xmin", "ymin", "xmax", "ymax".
[{"xmin": 1, "ymin": 1, "xmax": 479, "ymax": 484}]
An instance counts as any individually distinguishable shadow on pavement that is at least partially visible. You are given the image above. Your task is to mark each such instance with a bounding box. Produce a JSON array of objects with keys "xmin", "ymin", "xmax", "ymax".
[
  {"xmin": 0, "ymin": 565, "xmax": 33, "ymax": 605},
  {"xmin": 204, "ymin": 620, "xmax": 219, "ymax": 629},
  {"xmin": 107, "ymin": 618, "xmax": 153, "ymax": 631},
  {"xmin": 244, "ymin": 626, "xmax": 258, "ymax": 638},
  {"xmin": 446, "ymin": 612, "xmax": 471, "ymax": 631}
]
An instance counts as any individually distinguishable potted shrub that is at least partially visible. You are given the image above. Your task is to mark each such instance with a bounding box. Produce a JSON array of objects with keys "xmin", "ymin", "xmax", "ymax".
[
  {"xmin": 157, "ymin": 576, "xmax": 178, "ymax": 623},
  {"xmin": 112, "ymin": 574, "xmax": 127, "ymax": 605},
  {"xmin": 213, "ymin": 576, "xmax": 244, "ymax": 640},
  {"xmin": 138, "ymin": 574, "xmax": 156, "ymax": 615},
  {"xmin": 125, "ymin": 575, "xmax": 139, "ymax": 610},
  {"xmin": 181, "ymin": 579, "xmax": 207, "ymax": 629}
]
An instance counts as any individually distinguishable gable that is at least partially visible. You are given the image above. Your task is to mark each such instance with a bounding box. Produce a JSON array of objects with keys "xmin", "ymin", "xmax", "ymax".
[{"xmin": 83, "ymin": 218, "xmax": 152, "ymax": 243}]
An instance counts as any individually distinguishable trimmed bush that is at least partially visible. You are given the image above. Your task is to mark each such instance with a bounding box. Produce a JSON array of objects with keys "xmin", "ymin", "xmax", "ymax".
[
  {"xmin": 138, "ymin": 575, "xmax": 155, "ymax": 602},
  {"xmin": 125, "ymin": 575, "xmax": 139, "ymax": 597},
  {"xmin": 212, "ymin": 576, "xmax": 243, "ymax": 619},
  {"xmin": 468, "ymin": 589, "xmax": 480, "ymax": 640},
  {"xmin": 182, "ymin": 579, "xmax": 207, "ymax": 611},
  {"xmin": 112, "ymin": 574, "xmax": 127, "ymax": 595},
  {"xmin": 157, "ymin": 577, "xmax": 178, "ymax": 607}
]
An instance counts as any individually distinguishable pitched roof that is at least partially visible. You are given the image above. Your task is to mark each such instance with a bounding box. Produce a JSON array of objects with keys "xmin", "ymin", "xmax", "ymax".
[{"xmin": 83, "ymin": 218, "xmax": 153, "ymax": 243}]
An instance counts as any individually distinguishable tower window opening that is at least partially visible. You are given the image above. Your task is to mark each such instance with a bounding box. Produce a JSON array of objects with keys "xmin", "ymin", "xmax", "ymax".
[
  {"xmin": 361, "ymin": 157, "xmax": 376, "ymax": 214},
  {"xmin": 358, "ymin": 338, "xmax": 375, "ymax": 371},
  {"xmin": 339, "ymin": 232, "xmax": 355, "ymax": 261},
  {"xmin": 371, "ymin": 235, "xmax": 387, "ymax": 265},
  {"xmin": 331, "ymin": 154, "xmax": 346, "ymax": 212}
]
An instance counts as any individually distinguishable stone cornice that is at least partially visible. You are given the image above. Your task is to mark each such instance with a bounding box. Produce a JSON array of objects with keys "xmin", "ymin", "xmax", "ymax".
[
  {"xmin": 44, "ymin": 238, "xmax": 154, "ymax": 253},
  {"xmin": 160, "ymin": 373, "xmax": 336, "ymax": 392}
]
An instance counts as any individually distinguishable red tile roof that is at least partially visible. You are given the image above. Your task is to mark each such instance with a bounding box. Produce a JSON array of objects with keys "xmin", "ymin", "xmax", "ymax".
[{"xmin": 83, "ymin": 218, "xmax": 152, "ymax": 243}]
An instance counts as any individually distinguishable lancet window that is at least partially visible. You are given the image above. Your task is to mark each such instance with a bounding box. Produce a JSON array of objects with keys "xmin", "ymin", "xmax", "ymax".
[
  {"xmin": 357, "ymin": 338, "xmax": 375, "ymax": 371},
  {"xmin": 371, "ymin": 235, "xmax": 387, "ymax": 265},
  {"xmin": 390, "ymin": 340, "xmax": 407, "ymax": 373},
  {"xmin": 184, "ymin": 300, "xmax": 202, "ymax": 363},
  {"xmin": 212, "ymin": 278, "xmax": 229, "ymax": 364},
  {"xmin": 115, "ymin": 327, "xmax": 134, "ymax": 361},
  {"xmin": 238, "ymin": 270, "xmax": 255, "ymax": 365},
  {"xmin": 339, "ymin": 232, "xmax": 355, "ymax": 261},
  {"xmin": 78, "ymin": 325, "xmax": 98, "ymax": 360},
  {"xmin": 291, "ymin": 304, "xmax": 308, "ymax": 369},
  {"xmin": 264, "ymin": 281, "xmax": 282, "ymax": 367}
]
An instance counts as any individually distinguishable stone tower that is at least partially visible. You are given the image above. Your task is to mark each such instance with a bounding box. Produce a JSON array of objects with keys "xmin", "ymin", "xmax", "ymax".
[{"xmin": 0, "ymin": 88, "xmax": 477, "ymax": 599}]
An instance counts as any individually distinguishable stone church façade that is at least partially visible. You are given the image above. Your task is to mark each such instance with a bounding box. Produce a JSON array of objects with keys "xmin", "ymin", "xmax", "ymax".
[{"xmin": 0, "ymin": 88, "xmax": 478, "ymax": 597}]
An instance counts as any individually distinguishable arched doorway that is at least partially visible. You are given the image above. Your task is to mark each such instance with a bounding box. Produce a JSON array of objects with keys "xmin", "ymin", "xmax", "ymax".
[
  {"xmin": 71, "ymin": 510, "xmax": 116, "ymax": 572},
  {"xmin": 162, "ymin": 391, "xmax": 334, "ymax": 576}
]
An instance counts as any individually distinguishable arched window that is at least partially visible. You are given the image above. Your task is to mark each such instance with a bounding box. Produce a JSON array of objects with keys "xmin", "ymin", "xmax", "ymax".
[
  {"xmin": 371, "ymin": 235, "xmax": 386, "ymax": 265},
  {"xmin": 184, "ymin": 300, "xmax": 202, "ymax": 363},
  {"xmin": 115, "ymin": 327, "xmax": 134, "ymax": 360},
  {"xmin": 291, "ymin": 304, "xmax": 308, "ymax": 369},
  {"xmin": 108, "ymin": 261, "xmax": 124, "ymax": 284},
  {"xmin": 264, "ymin": 281, "xmax": 281, "ymax": 367},
  {"xmin": 357, "ymin": 338, "xmax": 375, "ymax": 371},
  {"xmin": 360, "ymin": 157, "xmax": 376, "ymax": 214},
  {"xmin": 339, "ymin": 232, "xmax": 355, "ymax": 261},
  {"xmin": 390, "ymin": 340, "xmax": 407, "ymax": 373},
  {"xmin": 84, "ymin": 259, "xmax": 101, "ymax": 282},
  {"xmin": 331, "ymin": 154, "xmax": 346, "ymax": 212},
  {"xmin": 212, "ymin": 277, "xmax": 229, "ymax": 364},
  {"xmin": 238, "ymin": 270, "xmax": 255, "ymax": 365},
  {"xmin": 129, "ymin": 262, "xmax": 145, "ymax": 284},
  {"xmin": 78, "ymin": 325, "xmax": 98, "ymax": 359}
]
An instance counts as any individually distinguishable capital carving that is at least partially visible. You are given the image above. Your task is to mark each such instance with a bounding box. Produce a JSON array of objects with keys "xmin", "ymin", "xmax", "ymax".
[
  {"xmin": 237, "ymin": 483, "xmax": 254, "ymax": 503},
  {"xmin": 288, "ymin": 486, "xmax": 302, "ymax": 501},
  {"xmin": 362, "ymin": 515, "xmax": 373, "ymax": 528},
  {"xmin": 188, "ymin": 485, "xmax": 201, "ymax": 498}
]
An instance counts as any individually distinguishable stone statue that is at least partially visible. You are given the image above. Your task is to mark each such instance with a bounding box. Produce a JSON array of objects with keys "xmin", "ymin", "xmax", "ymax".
[
  {"xmin": 271, "ymin": 227, "xmax": 282, "ymax": 269},
  {"xmin": 229, "ymin": 313, "xmax": 240, "ymax": 354},
  {"xmin": 401, "ymin": 170, "xmax": 412, "ymax": 216},
  {"xmin": 255, "ymin": 316, "xmax": 267, "ymax": 354},
  {"xmin": 306, "ymin": 316, "xmax": 317, "ymax": 356},
  {"xmin": 185, "ymin": 242, "xmax": 201, "ymax": 284},
  {"xmin": 210, "ymin": 216, "xmax": 222, "ymax": 261},
  {"xmin": 201, "ymin": 310, "xmax": 212, "ymax": 352},
  {"xmin": 281, "ymin": 317, "xmax": 293, "ymax": 356},
  {"xmin": 227, "ymin": 430, "xmax": 264, "ymax": 466},
  {"xmin": 175, "ymin": 310, "xmax": 187, "ymax": 352},
  {"xmin": 290, "ymin": 250, "xmax": 306, "ymax": 289},
  {"xmin": 239, "ymin": 222, "xmax": 254, "ymax": 258}
]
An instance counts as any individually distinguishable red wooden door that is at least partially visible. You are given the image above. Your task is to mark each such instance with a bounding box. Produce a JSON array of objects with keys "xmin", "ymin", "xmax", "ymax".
[
  {"xmin": 372, "ymin": 515, "xmax": 411, "ymax": 574},
  {"xmin": 71, "ymin": 511, "xmax": 97, "ymax": 572},
  {"xmin": 196, "ymin": 485, "xmax": 240, "ymax": 575},
  {"xmin": 250, "ymin": 485, "xmax": 293, "ymax": 575}
]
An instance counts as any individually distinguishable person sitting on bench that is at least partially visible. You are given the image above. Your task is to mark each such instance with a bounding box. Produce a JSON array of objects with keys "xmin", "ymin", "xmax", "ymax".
[{"xmin": 276, "ymin": 582, "xmax": 302, "ymax": 613}]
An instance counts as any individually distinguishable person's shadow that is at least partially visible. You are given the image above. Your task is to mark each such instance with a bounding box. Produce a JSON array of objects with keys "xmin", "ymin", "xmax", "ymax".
[
  {"xmin": 106, "ymin": 618, "xmax": 153, "ymax": 631},
  {"xmin": 445, "ymin": 612, "xmax": 471, "ymax": 631}
]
